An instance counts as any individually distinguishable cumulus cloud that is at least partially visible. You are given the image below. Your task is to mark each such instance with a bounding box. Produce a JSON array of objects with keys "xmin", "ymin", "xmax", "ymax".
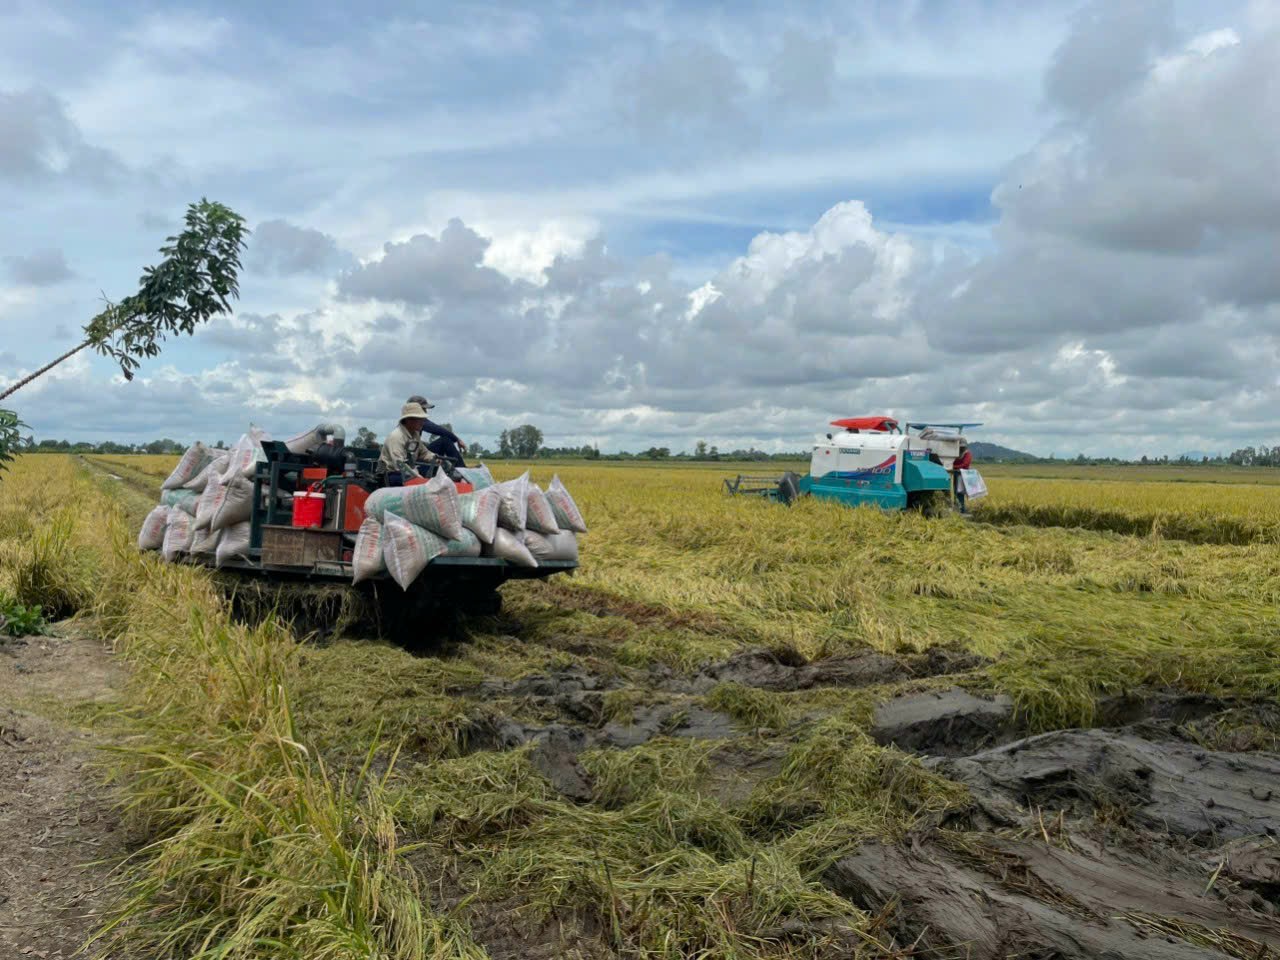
[
  {"xmin": 250, "ymin": 219, "xmax": 354, "ymax": 276},
  {"xmin": 936, "ymin": 8, "xmax": 1280, "ymax": 397},
  {"xmin": 1044, "ymin": 0, "xmax": 1177, "ymax": 115},
  {"xmin": 8, "ymin": 2, "xmax": 1280, "ymax": 459},
  {"xmin": 3, "ymin": 248, "xmax": 74, "ymax": 286},
  {"xmin": 0, "ymin": 87, "xmax": 125, "ymax": 183}
]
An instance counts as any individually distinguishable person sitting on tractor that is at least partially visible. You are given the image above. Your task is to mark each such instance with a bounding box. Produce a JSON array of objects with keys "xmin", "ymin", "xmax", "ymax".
[
  {"xmin": 378, "ymin": 402, "xmax": 443, "ymax": 486},
  {"xmin": 406, "ymin": 394, "xmax": 469, "ymax": 470},
  {"xmin": 952, "ymin": 443, "xmax": 973, "ymax": 513}
]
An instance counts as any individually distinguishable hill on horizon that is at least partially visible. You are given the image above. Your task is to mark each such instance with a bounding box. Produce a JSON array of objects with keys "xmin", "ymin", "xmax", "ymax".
[{"xmin": 970, "ymin": 440, "xmax": 1036, "ymax": 462}]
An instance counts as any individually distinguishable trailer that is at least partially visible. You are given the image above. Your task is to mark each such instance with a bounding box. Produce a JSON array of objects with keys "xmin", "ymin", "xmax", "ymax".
[{"xmin": 196, "ymin": 439, "xmax": 577, "ymax": 633}]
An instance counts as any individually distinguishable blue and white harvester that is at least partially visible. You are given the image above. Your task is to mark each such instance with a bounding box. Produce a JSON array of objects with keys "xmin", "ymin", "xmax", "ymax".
[{"xmin": 724, "ymin": 416, "xmax": 980, "ymax": 512}]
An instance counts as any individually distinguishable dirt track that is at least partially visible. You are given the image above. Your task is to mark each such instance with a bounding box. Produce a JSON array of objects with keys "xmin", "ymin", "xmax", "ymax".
[{"xmin": 0, "ymin": 627, "xmax": 126, "ymax": 959}]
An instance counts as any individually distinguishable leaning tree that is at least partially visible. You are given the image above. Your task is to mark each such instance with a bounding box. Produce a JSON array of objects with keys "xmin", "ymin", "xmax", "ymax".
[{"xmin": 0, "ymin": 200, "xmax": 248, "ymax": 476}]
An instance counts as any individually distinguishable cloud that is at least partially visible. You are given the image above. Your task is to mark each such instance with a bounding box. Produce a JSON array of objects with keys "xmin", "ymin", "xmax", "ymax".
[
  {"xmin": 250, "ymin": 219, "xmax": 353, "ymax": 276},
  {"xmin": 769, "ymin": 30, "xmax": 837, "ymax": 107},
  {"xmin": 0, "ymin": 86, "xmax": 125, "ymax": 183},
  {"xmin": 3, "ymin": 248, "xmax": 74, "ymax": 286},
  {"xmin": 1044, "ymin": 0, "xmax": 1177, "ymax": 115},
  {"xmin": 339, "ymin": 219, "xmax": 517, "ymax": 306},
  {"xmin": 616, "ymin": 42, "xmax": 751, "ymax": 142},
  {"xmin": 6, "ymin": 2, "xmax": 1280, "ymax": 459}
]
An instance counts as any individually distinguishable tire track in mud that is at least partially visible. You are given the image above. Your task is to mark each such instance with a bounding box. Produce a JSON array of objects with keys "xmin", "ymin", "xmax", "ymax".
[{"xmin": 831, "ymin": 684, "xmax": 1280, "ymax": 959}]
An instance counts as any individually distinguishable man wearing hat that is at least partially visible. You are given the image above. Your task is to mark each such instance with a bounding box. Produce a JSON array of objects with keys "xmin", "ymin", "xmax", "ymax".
[
  {"xmin": 406, "ymin": 394, "xmax": 469, "ymax": 470},
  {"xmin": 377, "ymin": 401, "xmax": 443, "ymax": 485}
]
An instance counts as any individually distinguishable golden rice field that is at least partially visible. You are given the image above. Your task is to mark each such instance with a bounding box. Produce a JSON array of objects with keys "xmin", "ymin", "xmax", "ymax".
[{"xmin": 2, "ymin": 453, "xmax": 1278, "ymax": 959}]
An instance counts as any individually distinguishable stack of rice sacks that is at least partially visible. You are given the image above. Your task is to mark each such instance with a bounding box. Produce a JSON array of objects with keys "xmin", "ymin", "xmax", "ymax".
[
  {"xmin": 135, "ymin": 427, "xmax": 272, "ymax": 567},
  {"xmin": 351, "ymin": 464, "xmax": 587, "ymax": 590}
]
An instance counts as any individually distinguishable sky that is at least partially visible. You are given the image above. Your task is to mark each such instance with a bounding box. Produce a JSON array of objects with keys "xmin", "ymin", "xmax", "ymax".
[{"xmin": 1, "ymin": 0, "xmax": 1277, "ymax": 458}]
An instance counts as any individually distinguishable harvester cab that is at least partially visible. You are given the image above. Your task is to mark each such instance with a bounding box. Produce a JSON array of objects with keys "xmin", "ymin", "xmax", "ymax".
[{"xmin": 725, "ymin": 416, "xmax": 982, "ymax": 513}]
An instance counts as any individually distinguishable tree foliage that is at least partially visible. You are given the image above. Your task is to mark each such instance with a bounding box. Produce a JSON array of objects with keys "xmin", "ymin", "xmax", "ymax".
[
  {"xmin": 82, "ymin": 200, "xmax": 249, "ymax": 382},
  {"xmin": 0, "ymin": 199, "xmax": 247, "ymax": 479},
  {"xmin": 0, "ymin": 409, "xmax": 26, "ymax": 476},
  {"xmin": 508, "ymin": 424, "xmax": 544, "ymax": 458}
]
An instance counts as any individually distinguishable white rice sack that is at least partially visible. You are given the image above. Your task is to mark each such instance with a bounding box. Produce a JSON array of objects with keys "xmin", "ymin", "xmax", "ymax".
[
  {"xmin": 458, "ymin": 487, "xmax": 500, "ymax": 545},
  {"xmin": 438, "ymin": 526, "xmax": 482, "ymax": 558},
  {"xmin": 523, "ymin": 530, "xmax": 579, "ymax": 563},
  {"xmin": 484, "ymin": 527, "xmax": 537, "ymax": 568},
  {"xmin": 351, "ymin": 517, "xmax": 386, "ymax": 584},
  {"xmin": 525, "ymin": 483, "xmax": 560, "ymax": 535},
  {"xmin": 215, "ymin": 521, "xmax": 252, "ymax": 568},
  {"xmin": 547, "ymin": 475, "xmax": 588, "ymax": 533},
  {"xmin": 161, "ymin": 511, "xmax": 194, "ymax": 562},
  {"xmin": 193, "ymin": 475, "xmax": 223, "ymax": 531},
  {"xmin": 456, "ymin": 464, "xmax": 495, "ymax": 490},
  {"xmin": 184, "ymin": 454, "xmax": 229, "ymax": 492},
  {"xmin": 365, "ymin": 472, "xmax": 463, "ymax": 540},
  {"xmin": 137, "ymin": 505, "xmax": 170, "ymax": 551},
  {"xmin": 284, "ymin": 425, "xmax": 320, "ymax": 455},
  {"xmin": 222, "ymin": 428, "xmax": 271, "ymax": 482},
  {"xmin": 210, "ymin": 477, "xmax": 255, "ymax": 532},
  {"xmin": 161, "ymin": 441, "xmax": 213, "ymax": 491},
  {"xmin": 161, "ymin": 488, "xmax": 199, "ymax": 515},
  {"xmin": 190, "ymin": 526, "xmax": 221, "ymax": 558},
  {"xmin": 381, "ymin": 514, "xmax": 447, "ymax": 590},
  {"xmin": 495, "ymin": 471, "xmax": 529, "ymax": 531}
]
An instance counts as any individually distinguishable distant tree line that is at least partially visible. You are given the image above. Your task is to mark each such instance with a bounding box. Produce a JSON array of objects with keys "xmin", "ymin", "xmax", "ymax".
[{"xmin": 31, "ymin": 422, "xmax": 1280, "ymax": 466}]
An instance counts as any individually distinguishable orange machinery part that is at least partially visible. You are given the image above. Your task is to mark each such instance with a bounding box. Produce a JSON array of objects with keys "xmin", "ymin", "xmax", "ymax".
[{"xmin": 342, "ymin": 484, "xmax": 369, "ymax": 532}]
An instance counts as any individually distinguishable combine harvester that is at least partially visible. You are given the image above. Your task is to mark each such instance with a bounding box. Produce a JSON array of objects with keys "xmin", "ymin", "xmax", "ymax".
[{"xmin": 725, "ymin": 416, "xmax": 982, "ymax": 513}]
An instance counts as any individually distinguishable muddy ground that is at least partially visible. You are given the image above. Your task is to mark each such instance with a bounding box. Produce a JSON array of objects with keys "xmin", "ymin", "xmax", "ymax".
[
  {"xmin": 439, "ymin": 641, "xmax": 1280, "ymax": 959},
  {"xmin": 0, "ymin": 627, "xmax": 128, "ymax": 959},
  {"xmin": 6, "ymin": 476, "xmax": 1280, "ymax": 960}
]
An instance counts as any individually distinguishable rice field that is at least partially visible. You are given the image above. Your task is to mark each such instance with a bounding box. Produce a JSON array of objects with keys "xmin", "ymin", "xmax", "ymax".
[{"xmin": 4, "ymin": 454, "xmax": 1279, "ymax": 958}]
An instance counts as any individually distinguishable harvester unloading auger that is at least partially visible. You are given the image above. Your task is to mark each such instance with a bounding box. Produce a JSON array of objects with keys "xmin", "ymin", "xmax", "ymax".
[{"xmin": 725, "ymin": 416, "xmax": 984, "ymax": 513}]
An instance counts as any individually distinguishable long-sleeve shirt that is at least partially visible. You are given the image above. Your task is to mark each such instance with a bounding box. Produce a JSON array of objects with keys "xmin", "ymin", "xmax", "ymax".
[
  {"xmin": 377, "ymin": 424, "xmax": 438, "ymax": 479},
  {"xmin": 421, "ymin": 418, "xmax": 460, "ymax": 445},
  {"xmin": 954, "ymin": 450, "xmax": 973, "ymax": 471}
]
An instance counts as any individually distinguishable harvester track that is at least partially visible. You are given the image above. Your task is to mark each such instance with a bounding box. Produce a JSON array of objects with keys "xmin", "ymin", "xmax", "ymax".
[{"xmin": 79, "ymin": 454, "xmax": 158, "ymax": 523}]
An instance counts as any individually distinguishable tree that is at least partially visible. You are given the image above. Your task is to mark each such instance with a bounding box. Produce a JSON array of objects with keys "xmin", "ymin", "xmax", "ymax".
[
  {"xmin": 0, "ymin": 410, "xmax": 26, "ymax": 476},
  {"xmin": 354, "ymin": 426, "xmax": 378, "ymax": 449},
  {"xmin": 497, "ymin": 430, "xmax": 513, "ymax": 457},
  {"xmin": 508, "ymin": 424, "xmax": 543, "ymax": 458},
  {"xmin": 708, "ymin": 445, "xmax": 719, "ymax": 460},
  {"xmin": 694, "ymin": 440, "xmax": 708, "ymax": 458},
  {"xmin": 643, "ymin": 446, "xmax": 671, "ymax": 459},
  {"xmin": 0, "ymin": 199, "xmax": 247, "ymax": 477}
]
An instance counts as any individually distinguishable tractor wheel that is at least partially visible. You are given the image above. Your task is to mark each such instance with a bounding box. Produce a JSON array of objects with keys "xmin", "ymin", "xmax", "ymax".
[
  {"xmin": 459, "ymin": 590, "xmax": 503, "ymax": 617},
  {"xmin": 777, "ymin": 472, "xmax": 801, "ymax": 506}
]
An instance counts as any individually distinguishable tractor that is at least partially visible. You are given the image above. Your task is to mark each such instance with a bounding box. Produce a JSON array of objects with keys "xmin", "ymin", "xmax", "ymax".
[
  {"xmin": 724, "ymin": 416, "xmax": 981, "ymax": 513},
  {"xmin": 204, "ymin": 438, "xmax": 578, "ymax": 639}
]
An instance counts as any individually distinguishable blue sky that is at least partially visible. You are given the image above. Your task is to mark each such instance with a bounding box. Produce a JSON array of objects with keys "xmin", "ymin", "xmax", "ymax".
[{"xmin": 2, "ymin": 0, "xmax": 1277, "ymax": 457}]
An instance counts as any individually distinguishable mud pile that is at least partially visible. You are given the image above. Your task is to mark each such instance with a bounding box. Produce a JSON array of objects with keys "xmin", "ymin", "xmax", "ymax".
[{"xmin": 830, "ymin": 688, "xmax": 1280, "ymax": 959}]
